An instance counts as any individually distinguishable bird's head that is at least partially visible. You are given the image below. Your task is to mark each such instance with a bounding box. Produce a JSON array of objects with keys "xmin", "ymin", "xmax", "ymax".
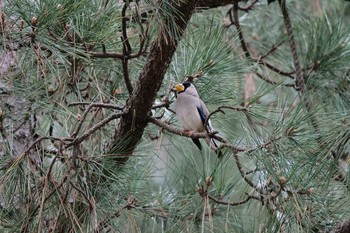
[
  {"xmin": 175, "ymin": 82, "xmax": 191, "ymax": 94},
  {"xmin": 175, "ymin": 82, "xmax": 199, "ymax": 97}
]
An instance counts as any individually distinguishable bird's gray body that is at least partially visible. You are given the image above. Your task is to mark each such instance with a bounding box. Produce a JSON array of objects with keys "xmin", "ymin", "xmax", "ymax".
[
  {"xmin": 175, "ymin": 92, "xmax": 208, "ymax": 132},
  {"xmin": 175, "ymin": 82, "xmax": 219, "ymax": 152}
]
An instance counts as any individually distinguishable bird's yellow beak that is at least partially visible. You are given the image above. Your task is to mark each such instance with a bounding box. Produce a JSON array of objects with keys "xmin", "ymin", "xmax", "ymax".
[{"xmin": 175, "ymin": 83, "xmax": 184, "ymax": 92}]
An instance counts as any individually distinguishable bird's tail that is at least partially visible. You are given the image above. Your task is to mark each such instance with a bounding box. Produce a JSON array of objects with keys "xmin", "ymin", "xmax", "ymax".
[
  {"xmin": 205, "ymin": 120, "xmax": 224, "ymax": 157},
  {"xmin": 204, "ymin": 135, "xmax": 223, "ymax": 158}
]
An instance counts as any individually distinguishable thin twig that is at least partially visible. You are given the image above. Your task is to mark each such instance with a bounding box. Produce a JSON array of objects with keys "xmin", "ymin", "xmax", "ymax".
[
  {"xmin": 233, "ymin": 152, "xmax": 259, "ymax": 190},
  {"xmin": 278, "ymin": 0, "xmax": 304, "ymax": 91},
  {"xmin": 255, "ymin": 72, "xmax": 294, "ymax": 87},
  {"xmin": 68, "ymin": 102, "xmax": 124, "ymax": 110},
  {"xmin": 208, "ymin": 193, "xmax": 259, "ymax": 206},
  {"xmin": 254, "ymin": 59, "xmax": 295, "ymax": 78},
  {"xmin": 20, "ymin": 136, "xmax": 69, "ymax": 157},
  {"xmin": 204, "ymin": 105, "xmax": 248, "ymax": 132},
  {"xmin": 121, "ymin": 3, "xmax": 133, "ymax": 95},
  {"xmin": 88, "ymin": 4, "xmax": 149, "ymax": 61},
  {"xmin": 152, "ymin": 101, "xmax": 174, "ymax": 110},
  {"xmin": 96, "ymin": 195, "xmax": 137, "ymax": 232},
  {"xmin": 151, "ymin": 83, "xmax": 176, "ymax": 113},
  {"xmin": 69, "ymin": 181, "xmax": 94, "ymax": 210},
  {"xmin": 66, "ymin": 113, "xmax": 125, "ymax": 148},
  {"xmin": 230, "ymin": 3, "xmax": 295, "ymax": 80},
  {"xmin": 148, "ymin": 100, "xmax": 280, "ymax": 194},
  {"xmin": 233, "ymin": 1, "xmax": 251, "ymax": 59},
  {"xmin": 121, "ymin": 3, "xmax": 132, "ymax": 53},
  {"xmin": 255, "ymin": 72, "xmax": 278, "ymax": 85},
  {"xmin": 69, "ymin": 103, "xmax": 124, "ymax": 137},
  {"xmin": 121, "ymin": 44, "xmax": 133, "ymax": 94},
  {"xmin": 89, "ymin": 42, "xmax": 149, "ymax": 59},
  {"xmin": 29, "ymin": 176, "xmax": 68, "ymax": 224},
  {"xmin": 238, "ymin": 0, "xmax": 259, "ymax": 12},
  {"xmin": 260, "ymin": 40, "xmax": 286, "ymax": 59}
]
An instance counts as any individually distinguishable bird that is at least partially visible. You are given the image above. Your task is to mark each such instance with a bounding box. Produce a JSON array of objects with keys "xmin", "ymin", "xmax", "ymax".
[{"xmin": 175, "ymin": 82, "xmax": 222, "ymax": 156}]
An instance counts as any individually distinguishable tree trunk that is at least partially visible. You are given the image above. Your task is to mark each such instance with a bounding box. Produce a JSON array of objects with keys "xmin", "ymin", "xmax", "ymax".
[{"xmin": 111, "ymin": 0, "xmax": 198, "ymax": 161}]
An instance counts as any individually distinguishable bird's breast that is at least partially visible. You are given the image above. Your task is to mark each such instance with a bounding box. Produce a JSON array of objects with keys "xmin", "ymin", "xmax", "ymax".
[{"xmin": 175, "ymin": 97, "xmax": 205, "ymax": 132}]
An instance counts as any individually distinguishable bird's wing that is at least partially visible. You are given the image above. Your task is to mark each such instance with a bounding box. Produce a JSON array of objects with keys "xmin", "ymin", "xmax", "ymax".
[
  {"xmin": 196, "ymin": 106, "xmax": 206, "ymax": 125},
  {"xmin": 196, "ymin": 100, "xmax": 212, "ymax": 131},
  {"xmin": 197, "ymin": 99, "xmax": 220, "ymax": 150}
]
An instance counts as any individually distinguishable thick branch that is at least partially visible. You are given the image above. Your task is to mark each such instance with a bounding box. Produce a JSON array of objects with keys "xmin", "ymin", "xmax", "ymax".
[
  {"xmin": 110, "ymin": 0, "xmax": 199, "ymax": 162},
  {"xmin": 149, "ymin": 116, "xmax": 220, "ymax": 140},
  {"xmin": 148, "ymin": 116, "xmax": 246, "ymax": 153},
  {"xmin": 196, "ymin": 0, "xmax": 248, "ymax": 8},
  {"xmin": 88, "ymin": 51, "xmax": 123, "ymax": 59},
  {"xmin": 328, "ymin": 219, "xmax": 350, "ymax": 233}
]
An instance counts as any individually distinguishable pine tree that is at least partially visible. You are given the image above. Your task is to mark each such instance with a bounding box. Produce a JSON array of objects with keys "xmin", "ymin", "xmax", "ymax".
[{"xmin": 0, "ymin": 0, "xmax": 349, "ymax": 232}]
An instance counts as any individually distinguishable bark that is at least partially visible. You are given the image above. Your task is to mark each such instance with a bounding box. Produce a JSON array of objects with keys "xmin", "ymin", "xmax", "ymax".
[
  {"xmin": 111, "ymin": 0, "xmax": 198, "ymax": 161},
  {"xmin": 196, "ymin": 0, "xmax": 246, "ymax": 8},
  {"xmin": 196, "ymin": 0, "xmax": 232, "ymax": 8},
  {"xmin": 328, "ymin": 219, "xmax": 350, "ymax": 233}
]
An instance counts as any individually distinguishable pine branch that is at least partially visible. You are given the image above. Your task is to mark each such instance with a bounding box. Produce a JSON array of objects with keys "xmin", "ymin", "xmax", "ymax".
[
  {"xmin": 68, "ymin": 102, "xmax": 124, "ymax": 110},
  {"xmin": 233, "ymin": 1, "xmax": 251, "ymax": 59},
  {"xmin": 278, "ymin": 0, "xmax": 304, "ymax": 91},
  {"xmin": 204, "ymin": 105, "xmax": 248, "ymax": 132},
  {"xmin": 253, "ymin": 58, "xmax": 295, "ymax": 78},
  {"xmin": 238, "ymin": 0, "xmax": 259, "ymax": 13},
  {"xmin": 208, "ymin": 193, "xmax": 259, "ymax": 206},
  {"xmin": 66, "ymin": 112, "xmax": 125, "ymax": 148},
  {"xmin": 121, "ymin": 3, "xmax": 133, "ymax": 95},
  {"xmin": 148, "ymin": 116, "xmax": 223, "ymax": 141},
  {"xmin": 111, "ymin": 0, "xmax": 200, "ymax": 162},
  {"xmin": 197, "ymin": 0, "xmax": 240, "ymax": 8},
  {"xmin": 260, "ymin": 40, "xmax": 286, "ymax": 59},
  {"xmin": 328, "ymin": 219, "xmax": 350, "ymax": 233},
  {"xmin": 68, "ymin": 103, "xmax": 124, "ymax": 138},
  {"xmin": 231, "ymin": 1, "xmax": 296, "ymax": 82}
]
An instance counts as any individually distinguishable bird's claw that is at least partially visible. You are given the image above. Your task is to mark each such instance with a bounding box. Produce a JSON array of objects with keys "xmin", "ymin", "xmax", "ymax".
[
  {"xmin": 187, "ymin": 130, "xmax": 195, "ymax": 136},
  {"xmin": 181, "ymin": 130, "xmax": 195, "ymax": 136}
]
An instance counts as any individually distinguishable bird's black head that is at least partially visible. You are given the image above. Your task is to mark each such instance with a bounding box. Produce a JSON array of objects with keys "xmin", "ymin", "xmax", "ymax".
[
  {"xmin": 175, "ymin": 82, "xmax": 192, "ymax": 94},
  {"xmin": 182, "ymin": 82, "xmax": 191, "ymax": 90}
]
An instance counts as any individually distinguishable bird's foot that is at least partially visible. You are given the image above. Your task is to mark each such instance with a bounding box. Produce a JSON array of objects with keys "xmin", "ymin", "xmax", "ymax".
[
  {"xmin": 187, "ymin": 130, "xmax": 196, "ymax": 136},
  {"xmin": 182, "ymin": 130, "xmax": 196, "ymax": 136}
]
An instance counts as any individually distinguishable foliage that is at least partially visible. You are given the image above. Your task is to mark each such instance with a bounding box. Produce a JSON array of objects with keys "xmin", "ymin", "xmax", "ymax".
[{"xmin": 0, "ymin": 0, "xmax": 349, "ymax": 232}]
